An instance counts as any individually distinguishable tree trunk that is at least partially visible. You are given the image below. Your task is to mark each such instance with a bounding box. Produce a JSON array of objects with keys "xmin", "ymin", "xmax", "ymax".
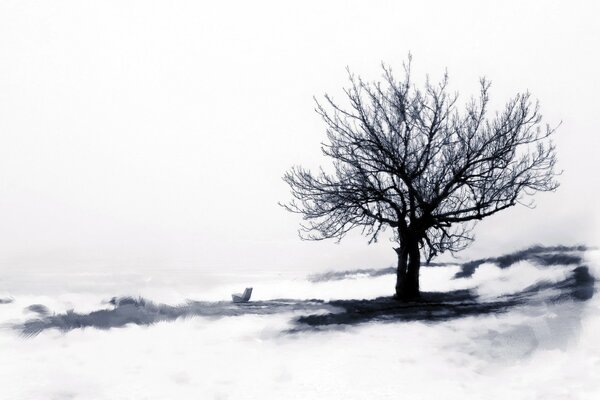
[{"xmin": 394, "ymin": 238, "xmax": 421, "ymax": 300}]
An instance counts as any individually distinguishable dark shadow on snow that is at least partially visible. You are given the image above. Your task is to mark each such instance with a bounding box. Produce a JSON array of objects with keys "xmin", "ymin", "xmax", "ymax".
[
  {"xmin": 295, "ymin": 265, "xmax": 594, "ymax": 330},
  {"xmin": 18, "ymin": 298, "xmax": 335, "ymax": 337}
]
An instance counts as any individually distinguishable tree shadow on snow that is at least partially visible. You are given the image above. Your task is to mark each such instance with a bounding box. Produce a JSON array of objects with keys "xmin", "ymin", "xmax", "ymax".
[{"xmin": 294, "ymin": 265, "xmax": 594, "ymax": 330}]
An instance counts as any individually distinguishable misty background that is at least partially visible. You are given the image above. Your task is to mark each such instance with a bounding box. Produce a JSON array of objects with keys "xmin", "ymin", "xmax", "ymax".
[{"xmin": 0, "ymin": 0, "xmax": 598, "ymax": 275}]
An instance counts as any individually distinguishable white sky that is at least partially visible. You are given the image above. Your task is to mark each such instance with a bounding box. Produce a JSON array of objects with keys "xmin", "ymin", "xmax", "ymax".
[{"xmin": 0, "ymin": 0, "xmax": 598, "ymax": 273}]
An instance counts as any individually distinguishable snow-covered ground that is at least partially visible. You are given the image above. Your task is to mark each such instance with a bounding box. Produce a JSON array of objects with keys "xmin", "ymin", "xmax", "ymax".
[{"xmin": 0, "ymin": 248, "xmax": 599, "ymax": 399}]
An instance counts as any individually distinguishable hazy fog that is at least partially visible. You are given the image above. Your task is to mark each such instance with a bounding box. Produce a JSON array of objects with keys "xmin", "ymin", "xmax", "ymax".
[{"xmin": 0, "ymin": 0, "xmax": 598, "ymax": 273}]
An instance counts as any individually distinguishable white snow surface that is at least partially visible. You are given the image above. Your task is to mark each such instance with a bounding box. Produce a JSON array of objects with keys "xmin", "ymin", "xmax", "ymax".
[{"xmin": 0, "ymin": 250, "xmax": 599, "ymax": 399}]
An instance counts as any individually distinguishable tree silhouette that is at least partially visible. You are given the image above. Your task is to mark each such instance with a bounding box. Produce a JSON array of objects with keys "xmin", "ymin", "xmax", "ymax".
[{"xmin": 282, "ymin": 58, "xmax": 559, "ymax": 299}]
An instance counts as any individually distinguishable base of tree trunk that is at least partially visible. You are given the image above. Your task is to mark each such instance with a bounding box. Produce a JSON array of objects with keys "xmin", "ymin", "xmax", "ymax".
[
  {"xmin": 393, "ymin": 292, "xmax": 420, "ymax": 301},
  {"xmin": 394, "ymin": 283, "xmax": 420, "ymax": 301}
]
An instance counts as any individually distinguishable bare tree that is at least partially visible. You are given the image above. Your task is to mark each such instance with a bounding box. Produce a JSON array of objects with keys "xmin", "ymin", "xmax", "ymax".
[{"xmin": 282, "ymin": 58, "xmax": 559, "ymax": 300}]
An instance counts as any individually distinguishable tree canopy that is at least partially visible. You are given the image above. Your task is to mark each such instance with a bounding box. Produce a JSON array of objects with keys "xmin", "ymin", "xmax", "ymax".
[{"xmin": 283, "ymin": 58, "xmax": 559, "ymax": 298}]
